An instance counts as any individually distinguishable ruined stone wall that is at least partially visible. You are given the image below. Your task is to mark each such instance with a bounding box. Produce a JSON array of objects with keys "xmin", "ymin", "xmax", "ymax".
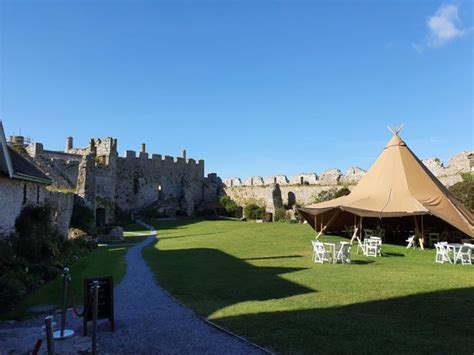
[
  {"xmin": 46, "ymin": 190, "xmax": 74, "ymax": 238},
  {"xmin": 0, "ymin": 176, "xmax": 49, "ymax": 237},
  {"xmin": 113, "ymin": 153, "xmax": 206, "ymax": 216},
  {"xmin": 224, "ymin": 184, "xmax": 352, "ymax": 213},
  {"xmin": 422, "ymin": 151, "xmax": 473, "ymax": 187},
  {"xmin": 224, "ymin": 151, "xmax": 473, "ymax": 212}
]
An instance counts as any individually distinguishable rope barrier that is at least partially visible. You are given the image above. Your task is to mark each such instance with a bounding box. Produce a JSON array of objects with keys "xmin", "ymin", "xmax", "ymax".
[{"xmin": 68, "ymin": 278, "xmax": 93, "ymax": 318}]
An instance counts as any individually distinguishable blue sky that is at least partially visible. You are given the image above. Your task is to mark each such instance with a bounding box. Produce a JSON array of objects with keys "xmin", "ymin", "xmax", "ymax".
[{"xmin": 1, "ymin": 0, "xmax": 472, "ymax": 179}]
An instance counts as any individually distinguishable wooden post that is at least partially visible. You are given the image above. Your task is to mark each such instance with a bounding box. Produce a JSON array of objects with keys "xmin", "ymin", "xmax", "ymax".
[
  {"xmin": 414, "ymin": 215, "xmax": 424, "ymax": 250},
  {"xmin": 44, "ymin": 316, "xmax": 55, "ymax": 355}
]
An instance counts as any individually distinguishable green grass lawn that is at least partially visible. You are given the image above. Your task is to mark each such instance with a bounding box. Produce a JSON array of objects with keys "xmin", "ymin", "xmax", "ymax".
[
  {"xmin": 143, "ymin": 218, "xmax": 474, "ymax": 354},
  {"xmin": 2, "ymin": 223, "xmax": 150, "ymax": 320}
]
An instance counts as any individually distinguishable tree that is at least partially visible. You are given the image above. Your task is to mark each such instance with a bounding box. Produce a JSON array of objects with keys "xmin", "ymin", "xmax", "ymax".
[{"xmin": 219, "ymin": 196, "xmax": 238, "ymax": 215}]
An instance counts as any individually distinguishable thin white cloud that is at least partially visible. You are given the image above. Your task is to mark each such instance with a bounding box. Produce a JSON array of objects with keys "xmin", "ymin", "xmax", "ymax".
[
  {"xmin": 427, "ymin": 4, "xmax": 468, "ymax": 47},
  {"xmin": 413, "ymin": 4, "xmax": 470, "ymax": 52}
]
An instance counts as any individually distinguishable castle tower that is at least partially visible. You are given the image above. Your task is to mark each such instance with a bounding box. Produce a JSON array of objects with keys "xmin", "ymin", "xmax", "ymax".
[
  {"xmin": 66, "ymin": 136, "xmax": 73, "ymax": 152},
  {"xmin": 76, "ymin": 153, "xmax": 96, "ymax": 212}
]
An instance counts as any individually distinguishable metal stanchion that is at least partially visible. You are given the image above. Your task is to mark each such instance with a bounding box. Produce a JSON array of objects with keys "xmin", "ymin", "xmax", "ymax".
[
  {"xmin": 54, "ymin": 267, "xmax": 75, "ymax": 340},
  {"xmin": 44, "ymin": 316, "xmax": 55, "ymax": 355},
  {"xmin": 91, "ymin": 280, "xmax": 99, "ymax": 355}
]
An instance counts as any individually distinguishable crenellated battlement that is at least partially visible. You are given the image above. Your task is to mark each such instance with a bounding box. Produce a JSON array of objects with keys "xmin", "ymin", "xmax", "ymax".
[
  {"xmin": 225, "ymin": 167, "xmax": 364, "ymax": 187},
  {"xmin": 223, "ymin": 151, "xmax": 473, "ymax": 189}
]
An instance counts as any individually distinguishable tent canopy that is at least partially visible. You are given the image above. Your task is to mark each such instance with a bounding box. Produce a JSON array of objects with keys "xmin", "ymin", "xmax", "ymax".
[{"xmin": 298, "ymin": 133, "xmax": 473, "ymax": 238}]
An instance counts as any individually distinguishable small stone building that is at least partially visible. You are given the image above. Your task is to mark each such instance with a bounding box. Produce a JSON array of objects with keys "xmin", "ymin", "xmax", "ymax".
[{"xmin": 0, "ymin": 121, "xmax": 52, "ymax": 237}]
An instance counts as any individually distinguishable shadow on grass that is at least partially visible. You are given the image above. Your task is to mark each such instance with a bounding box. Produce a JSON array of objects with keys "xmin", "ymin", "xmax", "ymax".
[
  {"xmin": 243, "ymin": 255, "xmax": 304, "ymax": 261},
  {"xmin": 214, "ymin": 287, "xmax": 474, "ymax": 354},
  {"xmin": 383, "ymin": 252, "xmax": 405, "ymax": 257},
  {"xmin": 350, "ymin": 260, "xmax": 375, "ymax": 265},
  {"xmin": 144, "ymin": 245, "xmax": 315, "ymax": 316}
]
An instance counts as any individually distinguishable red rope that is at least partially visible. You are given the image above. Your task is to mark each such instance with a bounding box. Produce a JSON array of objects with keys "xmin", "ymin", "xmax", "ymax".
[
  {"xmin": 68, "ymin": 280, "xmax": 92, "ymax": 318},
  {"xmin": 32, "ymin": 339, "xmax": 42, "ymax": 355}
]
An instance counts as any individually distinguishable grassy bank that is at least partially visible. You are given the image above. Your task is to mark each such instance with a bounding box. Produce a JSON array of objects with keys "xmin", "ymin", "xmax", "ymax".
[
  {"xmin": 1, "ymin": 224, "xmax": 151, "ymax": 320},
  {"xmin": 143, "ymin": 218, "xmax": 474, "ymax": 354}
]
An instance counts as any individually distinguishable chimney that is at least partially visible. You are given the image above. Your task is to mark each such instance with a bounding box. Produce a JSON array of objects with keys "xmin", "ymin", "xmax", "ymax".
[
  {"xmin": 141, "ymin": 143, "xmax": 146, "ymax": 153},
  {"xmin": 181, "ymin": 149, "xmax": 187, "ymax": 160}
]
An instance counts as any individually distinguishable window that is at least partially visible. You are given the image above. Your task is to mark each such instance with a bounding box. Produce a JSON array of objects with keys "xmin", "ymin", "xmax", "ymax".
[
  {"xmin": 23, "ymin": 184, "xmax": 27, "ymax": 205},
  {"xmin": 36, "ymin": 186, "xmax": 40, "ymax": 203},
  {"xmin": 133, "ymin": 177, "xmax": 139, "ymax": 195}
]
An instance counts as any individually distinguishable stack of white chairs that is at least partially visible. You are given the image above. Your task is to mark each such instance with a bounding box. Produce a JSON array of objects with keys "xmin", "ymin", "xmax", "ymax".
[
  {"xmin": 456, "ymin": 244, "xmax": 472, "ymax": 265},
  {"xmin": 311, "ymin": 240, "xmax": 330, "ymax": 264},
  {"xmin": 336, "ymin": 243, "xmax": 351, "ymax": 264},
  {"xmin": 434, "ymin": 243, "xmax": 451, "ymax": 264}
]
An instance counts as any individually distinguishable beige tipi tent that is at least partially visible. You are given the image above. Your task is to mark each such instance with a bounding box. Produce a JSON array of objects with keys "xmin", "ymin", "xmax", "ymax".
[{"xmin": 298, "ymin": 132, "xmax": 474, "ymax": 240}]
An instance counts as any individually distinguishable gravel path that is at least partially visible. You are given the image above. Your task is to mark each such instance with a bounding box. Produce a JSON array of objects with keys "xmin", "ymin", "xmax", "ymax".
[{"xmin": 98, "ymin": 230, "xmax": 265, "ymax": 354}]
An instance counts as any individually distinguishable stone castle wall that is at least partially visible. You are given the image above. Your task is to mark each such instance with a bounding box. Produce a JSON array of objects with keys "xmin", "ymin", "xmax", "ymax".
[
  {"xmin": 223, "ymin": 151, "xmax": 473, "ymax": 214},
  {"xmin": 25, "ymin": 136, "xmax": 217, "ymax": 227},
  {"xmin": 0, "ymin": 174, "xmax": 74, "ymax": 238}
]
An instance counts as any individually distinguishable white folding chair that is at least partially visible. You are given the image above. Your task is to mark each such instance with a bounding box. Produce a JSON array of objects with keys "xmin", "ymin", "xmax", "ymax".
[
  {"xmin": 406, "ymin": 235, "xmax": 416, "ymax": 249},
  {"xmin": 369, "ymin": 237, "xmax": 382, "ymax": 256},
  {"xmin": 434, "ymin": 243, "xmax": 451, "ymax": 264},
  {"xmin": 311, "ymin": 241, "xmax": 329, "ymax": 264},
  {"xmin": 365, "ymin": 239, "xmax": 378, "ymax": 257},
  {"xmin": 456, "ymin": 245, "xmax": 472, "ymax": 265},
  {"xmin": 336, "ymin": 243, "xmax": 351, "ymax": 264}
]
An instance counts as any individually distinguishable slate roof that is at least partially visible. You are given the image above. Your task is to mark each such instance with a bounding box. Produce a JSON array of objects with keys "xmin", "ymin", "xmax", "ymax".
[
  {"xmin": 7, "ymin": 146, "xmax": 51, "ymax": 184},
  {"xmin": 0, "ymin": 120, "xmax": 51, "ymax": 184}
]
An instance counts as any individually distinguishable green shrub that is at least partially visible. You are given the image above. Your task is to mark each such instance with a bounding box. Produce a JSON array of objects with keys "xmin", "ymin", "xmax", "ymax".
[
  {"xmin": 70, "ymin": 204, "xmax": 97, "ymax": 235},
  {"xmin": 460, "ymin": 173, "xmax": 473, "ymax": 182},
  {"xmin": 334, "ymin": 187, "xmax": 351, "ymax": 198},
  {"xmin": 293, "ymin": 202, "xmax": 304, "ymax": 223},
  {"xmin": 139, "ymin": 205, "xmax": 158, "ymax": 219},
  {"xmin": 0, "ymin": 205, "xmax": 97, "ymax": 313},
  {"xmin": 0, "ymin": 273, "xmax": 27, "ymax": 310},
  {"xmin": 244, "ymin": 204, "xmax": 265, "ymax": 220},
  {"xmin": 449, "ymin": 180, "xmax": 474, "ymax": 211},
  {"xmin": 274, "ymin": 208, "xmax": 290, "ymax": 222},
  {"xmin": 14, "ymin": 205, "xmax": 63, "ymax": 263},
  {"xmin": 312, "ymin": 187, "xmax": 351, "ymax": 204},
  {"xmin": 219, "ymin": 196, "xmax": 238, "ymax": 215}
]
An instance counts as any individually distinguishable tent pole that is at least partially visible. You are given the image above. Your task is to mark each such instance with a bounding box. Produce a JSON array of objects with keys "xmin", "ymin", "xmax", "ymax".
[
  {"xmin": 421, "ymin": 215, "xmax": 424, "ymax": 247},
  {"xmin": 350, "ymin": 215, "xmax": 359, "ymax": 245},
  {"xmin": 355, "ymin": 216, "xmax": 364, "ymax": 254},
  {"xmin": 315, "ymin": 210, "xmax": 341, "ymax": 239},
  {"xmin": 314, "ymin": 215, "xmax": 317, "ymax": 237},
  {"xmin": 413, "ymin": 215, "xmax": 424, "ymax": 250}
]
